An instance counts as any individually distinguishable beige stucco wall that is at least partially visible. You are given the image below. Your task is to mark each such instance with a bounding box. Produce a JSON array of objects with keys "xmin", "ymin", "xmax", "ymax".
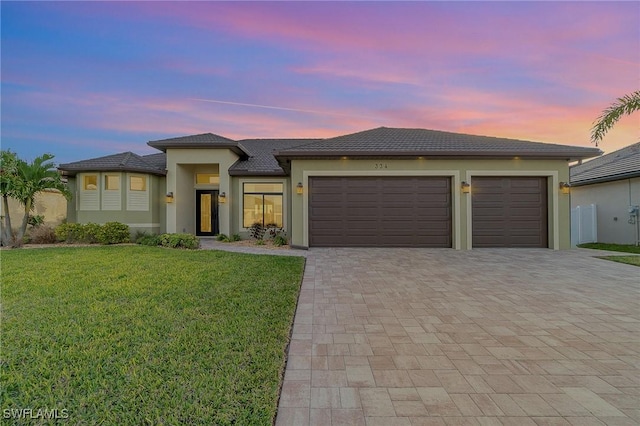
[
  {"xmin": 571, "ymin": 177, "xmax": 640, "ymax": 245},
  {"xmin": 165, "ymin": 148, "xmax": 238, "ymax": 235},
  {"xmin": 290, "ymin": 158, "xmax": 571, "ymax": 250},
  {"xmin": 0, "ymin": 190, "xmax": 67, "ymax": 228}
]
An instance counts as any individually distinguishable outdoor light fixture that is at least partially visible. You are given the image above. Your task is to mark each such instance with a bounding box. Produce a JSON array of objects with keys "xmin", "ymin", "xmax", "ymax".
[
  {"xmin": 296, "ymin": 182, "xmax": 304, "ymax": 195},
  {"xmin": 165, "ymin": 192, "xmax": 174, "ymax": 203},
  {"xmin": 218, "ymin": 192, "xmax": 227, "ymax": 203},
  {"xmin": 559, "ymin": 182, "xmax": 571, "ymax": 194},
  {"xmin": 461, "ymin": 181, "xmax": 471, "ymax": 194}
]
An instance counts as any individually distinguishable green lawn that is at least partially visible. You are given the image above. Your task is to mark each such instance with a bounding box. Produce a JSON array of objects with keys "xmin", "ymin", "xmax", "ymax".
[
  {"xmin": 578, "ymin": 243, "xmax": 640, "ymax": 267},
  {"xmin": 577, "ymin": 242, "xmax": 640, "ymax": 254},
  {"xmin": 1, "ymin": 246, "xmax": 305, "ymax": 425},
  {"xmin": 598, "ymin": 255, "xmax": 640, "ymax": 267}
]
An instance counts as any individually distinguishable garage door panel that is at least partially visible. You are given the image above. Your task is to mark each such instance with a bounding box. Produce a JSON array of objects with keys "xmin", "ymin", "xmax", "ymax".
[
  {"xmin": 472, "ymin": 177, "xmax": 548, "ymax": 248},
  {"xmin": 309, "ymin": 176, "xmax": 451, "ymax": 247}
]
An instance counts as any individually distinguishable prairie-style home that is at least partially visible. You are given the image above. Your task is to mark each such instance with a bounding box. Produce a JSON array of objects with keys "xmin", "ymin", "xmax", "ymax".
[{"xmin": 59, "ymin": 127, "xmax": 601, "ymax": 249}]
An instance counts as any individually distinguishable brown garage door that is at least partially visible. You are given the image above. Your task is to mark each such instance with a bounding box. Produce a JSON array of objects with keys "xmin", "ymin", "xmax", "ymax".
[
  {"xmin": 309, "ymin": 176, "xmax": 451, "ymax": 247},
  {"xmin": 472, "ymin": 177, "xmax": 548, "ymax": 248}
]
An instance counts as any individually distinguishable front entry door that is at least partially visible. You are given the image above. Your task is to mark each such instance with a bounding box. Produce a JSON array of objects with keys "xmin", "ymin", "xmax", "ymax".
[{"xmin": 195, "ymin": 190, "xmax": 219, "ymax": 236}]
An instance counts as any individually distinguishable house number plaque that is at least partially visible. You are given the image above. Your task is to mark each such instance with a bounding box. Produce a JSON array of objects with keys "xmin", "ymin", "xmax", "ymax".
[{"xmin": 374, "ymin": 163, "xmax": 388, "ymax": 169}]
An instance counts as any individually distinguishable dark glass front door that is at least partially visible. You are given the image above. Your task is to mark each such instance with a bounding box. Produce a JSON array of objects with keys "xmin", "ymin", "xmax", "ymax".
[{"xmin": 195, "ymin": 190, "xmax": 219, "ymax": 236}]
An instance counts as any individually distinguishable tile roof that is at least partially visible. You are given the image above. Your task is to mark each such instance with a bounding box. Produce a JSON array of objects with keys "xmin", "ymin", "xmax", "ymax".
[
  {"xmin": 58, "ymin": 152, "xmax": 166, "ymax": 176},
  {"xmin": 570, "ymin": 141, "xmax": 640, "ymax": 186},
  {"xmin": 274, "ymin": 127, "xmax": 602, "ymax": 161},
  {"xmin": 147, "ymin": 133, "xmax": 247, "ymax": 156},
  {"xmin": 230, "ymin": 139, "xmax": 321, "ymax": 175}
]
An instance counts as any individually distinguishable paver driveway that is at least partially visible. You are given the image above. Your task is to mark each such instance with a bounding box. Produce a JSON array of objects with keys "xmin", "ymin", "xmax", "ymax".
[{"xmin": 276, "ymin": 248, "xmax": 640, "ymax": 426}]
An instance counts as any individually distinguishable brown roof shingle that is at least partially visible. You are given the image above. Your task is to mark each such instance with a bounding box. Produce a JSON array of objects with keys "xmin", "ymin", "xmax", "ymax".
[
  {"xmin": 274, "ymin": 127, "xmax": 602, "ymax": 161},
  {"xmin": 59, "ymin": 152, "xmax": 166, "ymax": 176},
  {"xmin": 147, "ymin": 133, "xmax": 247, "ymax": 156}
]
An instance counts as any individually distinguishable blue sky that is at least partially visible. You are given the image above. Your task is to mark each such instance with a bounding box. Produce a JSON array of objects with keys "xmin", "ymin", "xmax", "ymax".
[{"xmin": 2, "ymin": 1, "xmax": 638, "ymax": 164}]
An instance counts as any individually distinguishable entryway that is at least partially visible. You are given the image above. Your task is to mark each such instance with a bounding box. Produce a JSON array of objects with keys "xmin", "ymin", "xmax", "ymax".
[{"xmin": 195, "ymin": 189, "xmax": 219, "ymax": 236}]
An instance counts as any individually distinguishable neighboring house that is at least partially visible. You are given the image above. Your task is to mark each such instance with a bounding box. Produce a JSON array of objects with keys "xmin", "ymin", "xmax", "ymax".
[
  {"xmin": 59, "ymin": 127, "xmax": 600, "ymax": 249},
  {"xmin": 570, "ymin": 142, "xmax": 640, "ymax": 245}
]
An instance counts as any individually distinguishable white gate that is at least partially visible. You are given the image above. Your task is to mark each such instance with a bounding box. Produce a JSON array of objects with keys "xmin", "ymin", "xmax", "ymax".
[{"xmin": 571, "ymin": 204, "xmax": 597, "ymax": 246}]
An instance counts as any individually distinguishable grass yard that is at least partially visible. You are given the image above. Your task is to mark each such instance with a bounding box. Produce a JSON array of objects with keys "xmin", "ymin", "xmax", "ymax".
[
  {"xmin": 578, "ymin": 243, "xmax": 640, "ymax": 267},
  {"xmin": 1, "ymin": 246, "xmax": 305, "ymax": 425},
  {"xmin": 598, "ymin": 255, "xmax": 640, "ymax": 267},
  {"xmin": 577, "ymin": 242, "xmax": 640, "ymax": 254}
]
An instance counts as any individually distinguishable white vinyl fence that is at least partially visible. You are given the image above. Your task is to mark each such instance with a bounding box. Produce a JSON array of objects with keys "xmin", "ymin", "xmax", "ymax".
[{"xmin": 571, "ymin": 204, "xmax": 597, "ymax": 246}]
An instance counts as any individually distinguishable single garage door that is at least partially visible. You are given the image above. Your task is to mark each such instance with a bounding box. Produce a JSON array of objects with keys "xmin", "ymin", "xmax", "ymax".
[
  {"xmin": 472, "ymin": 176, "xmax": 548, "ymax": 248},
  {"xmin": 309, "ymin": 176, "xmax": 451, "ymax": 247}
]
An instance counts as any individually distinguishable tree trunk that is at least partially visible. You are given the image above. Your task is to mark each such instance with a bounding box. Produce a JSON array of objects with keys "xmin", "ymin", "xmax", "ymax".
[
  {"xmin": 1, "ymin": 195, "xmax": 13, "ymax": 246},
  {"xmin": 17, "ymin": 198, "xmax": 32, "ymax": 243}
]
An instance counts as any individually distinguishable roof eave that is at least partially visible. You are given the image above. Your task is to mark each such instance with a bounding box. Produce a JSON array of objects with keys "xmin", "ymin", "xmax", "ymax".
[
  {"xmin": 228, "ymin": 169, "xmax": 288, "ymax": 177},
  {"xmin": 147, "ymin": 141, "xmax": 247, "ymax": 157},
  {"xmin": 58, "ymin": 166, "xmax": 167, "ymax": 177},
  {"xmin": 571, "ymin": 171, "xmax": 640, "ymax": 187},
  {"xmin": 275, "ymin": 150, "xmax": 602, "ymax": 161}
]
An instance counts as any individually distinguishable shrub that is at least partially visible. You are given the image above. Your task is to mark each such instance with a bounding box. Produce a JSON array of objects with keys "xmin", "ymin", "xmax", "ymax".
[
  {"xmin": 97, "ymin": 222, "xmax": 130, "ymax": 245},
  {"xmin": 249, "ymin": 222, "xmax": 265, "ymax": 240},
  {"xmin": 137, "ymin": 234, "xmax": 161, "ymax": 246},
  {"xmin": 264, "ymin": 226, "xmax": 287, "ymax": 246},
  {"xmin": 26, "ymin": 226, "xmax": 57, "ymax": 244},
  {"xmin": 55, "ymin": 223, "xmax": 84, "ymax": 243},
  {"xmin": 255, "ymin": 239, "xmax": 265, "ymax": 246},
  {"xmin": 27, "ymin": 214, "xmax": 45, "ymax": 228},
  {"xmin": 273, "ymin": 235, "xmax": 288, "ymax": 247},
  {"xmin": 81, "ymin": 223, "xmax": 102, "ymax": 244},
  {"xmin": 230, "ymin": 234, "xmax": 242, "ymax": 242},
  {"xmin": 216, "ymin": 233, "xmax": 230, "ymax": 242},
  {"xmin": 54, "ymin": 222, "xmax": 130, "ymax": 244},
  {"xmin": 159, "ymin": 233, "xmax": 199, "ymax": 249}
]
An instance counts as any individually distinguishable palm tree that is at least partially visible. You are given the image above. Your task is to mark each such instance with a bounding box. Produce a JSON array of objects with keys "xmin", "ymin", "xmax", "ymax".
[
  {"xmin": 0, "ymin": 150, "xmax": 19, "ymax": 245},
  {"xmin": 9, "ymin": 153, "xmax": 71, "ymax": 243},
  {"xmin": 591, "ymin": 90, "xmax": 640, "ymax": 146}
]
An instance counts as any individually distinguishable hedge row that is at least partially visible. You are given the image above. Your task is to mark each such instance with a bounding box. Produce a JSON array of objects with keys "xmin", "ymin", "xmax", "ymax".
[{"xmin": 55, "ymin": 222, "xmax": 130, "ymax": 245}]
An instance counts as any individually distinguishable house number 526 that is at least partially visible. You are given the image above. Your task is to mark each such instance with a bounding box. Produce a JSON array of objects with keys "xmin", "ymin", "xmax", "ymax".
[{"xmin": 374, "ymin": 163, "xmax": 388, "ymax": 169}]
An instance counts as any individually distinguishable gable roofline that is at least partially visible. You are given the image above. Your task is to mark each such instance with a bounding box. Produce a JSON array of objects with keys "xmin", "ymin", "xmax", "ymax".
[
  {"xmin": 274, "ymin": 127, "xmax": 602, "ymax": 162},
  {"xmin": 147, "ymin": 132, "xmax": 248, "ymax": 157},
  {"xmin": 58, "ymin": 151, "xmax": 167, "ymax": 176}
]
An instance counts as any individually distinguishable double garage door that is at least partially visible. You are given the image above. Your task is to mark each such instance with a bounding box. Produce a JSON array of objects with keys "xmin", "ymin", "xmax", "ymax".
[{"xmin": 308, "ymin": 176, "xmax": 548, "ymax": 248}]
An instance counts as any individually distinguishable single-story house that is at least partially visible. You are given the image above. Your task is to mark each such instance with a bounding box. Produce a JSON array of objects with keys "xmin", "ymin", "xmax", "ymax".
[
  {"xmin": 59, "ymin": 126, "xmax": 601, "ymax": 249},
  {"xmin": 570, "ymin": 141, "xmax": 640, "ymax": 245}
]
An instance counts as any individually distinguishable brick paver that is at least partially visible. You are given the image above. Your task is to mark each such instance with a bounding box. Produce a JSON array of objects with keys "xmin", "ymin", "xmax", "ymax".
[{"xmin": 275, "ymin": 248, "xmax": 640, "ymax": 425}]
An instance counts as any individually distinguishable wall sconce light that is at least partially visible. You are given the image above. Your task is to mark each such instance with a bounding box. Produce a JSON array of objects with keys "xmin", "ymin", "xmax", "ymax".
[
  {"xmin": 165, "ymin": 192, "xmax": 174, "ymax": 203},
  {"xmin": 218, "ymin": 192, "xmax": 226, "ymax": 203},
  {"xmin": 559, "ymin": 182, "xmax": 571, "ymax": 194},
  {"xmin": 461, "ymin": 181, "xmax": 471, "ymax": 194},
  {"xmin": 296, "ymin": 182, "xmax": 304, "ymax": 195}
]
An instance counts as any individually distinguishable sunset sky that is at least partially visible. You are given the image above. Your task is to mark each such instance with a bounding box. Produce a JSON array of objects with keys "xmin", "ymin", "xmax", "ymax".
[{"xmin": 2, "ymin": 1, "xmax": 638, "ymax": 164}]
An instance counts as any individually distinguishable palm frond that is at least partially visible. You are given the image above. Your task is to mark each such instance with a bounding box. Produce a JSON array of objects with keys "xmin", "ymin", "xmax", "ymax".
[{"xmin": 591, "ymin": 91, "xmax": 640, "ymax": 146}]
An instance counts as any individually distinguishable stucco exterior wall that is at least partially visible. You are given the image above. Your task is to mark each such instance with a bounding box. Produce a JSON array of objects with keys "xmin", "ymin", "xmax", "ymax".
[
  {"xmin": 0, "ymin": 190, "xmax": 67, "ymax": 228},
  {"xmin": 571, "ymin": 177, "xmax": 640, "ymax": 245},
  {"xmin": 165, "ymin": 149, "xmax": 238, "ymax": 235},
  {"xmin": 68, "ymin": 172, "xmax": 162, "ymax": 235},
  {"xmin": 290, "ymin": 158, "xmax": 571, "ymax": 250}
]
